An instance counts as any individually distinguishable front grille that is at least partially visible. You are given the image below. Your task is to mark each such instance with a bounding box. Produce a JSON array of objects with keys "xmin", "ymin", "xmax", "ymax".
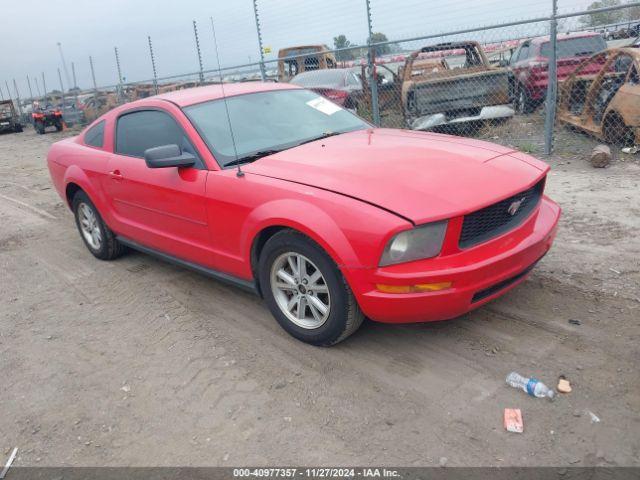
[{"xmin": 459, "ymin": 179, "xmax": 544, "ymax": 249}]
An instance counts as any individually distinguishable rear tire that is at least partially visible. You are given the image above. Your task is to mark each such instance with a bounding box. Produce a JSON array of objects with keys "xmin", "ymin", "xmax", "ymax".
[
  {"xmin": 72, "ymin": 191, "xmax": 126, "ymax": 260},
  {"xmin": 55, "ymin": 121, "xmax": 63, "ymax": 132},
  {"xmin": 259, "ymin": 230, "xmax": 364, "ymax": 346},
  {"xmin": 35, "ymin": 122, "xmax": 45, "ymax": 134}
]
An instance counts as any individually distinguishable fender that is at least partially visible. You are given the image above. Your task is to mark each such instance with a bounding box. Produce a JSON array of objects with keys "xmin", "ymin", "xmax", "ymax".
[
  {"xmin": 241, "ymin": 198, "xmax": 362, "ymax": 271},
  {"xmin": 62, "ymin": 165, "xmax": 113, "ymax": 224}
]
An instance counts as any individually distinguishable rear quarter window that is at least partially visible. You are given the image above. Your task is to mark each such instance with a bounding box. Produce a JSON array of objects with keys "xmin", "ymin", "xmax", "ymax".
[{"xmin": 84, "ymin": 120, "xmax": 105, "ymax": 148}]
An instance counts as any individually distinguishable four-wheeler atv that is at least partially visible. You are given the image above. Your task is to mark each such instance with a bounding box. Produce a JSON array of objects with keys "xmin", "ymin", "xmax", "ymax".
[
  {"xmin": 32, "ymin": 105, "xmax": 63, "ymax": 134},
  {"xmin": 0, "ymin": 100, "xmax": 24, "ymax": 134}
]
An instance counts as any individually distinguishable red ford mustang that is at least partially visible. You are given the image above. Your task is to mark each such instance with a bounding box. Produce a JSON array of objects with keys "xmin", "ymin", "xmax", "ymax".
[{"xmin": 47, "ymin": 82, "xmax": 560, "ymax": 346}]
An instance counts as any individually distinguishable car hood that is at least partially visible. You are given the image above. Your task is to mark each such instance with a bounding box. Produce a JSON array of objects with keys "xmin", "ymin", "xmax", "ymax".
[{"xmin": 244, "ymin": 128, "xmax": 549, "ymax": 224}]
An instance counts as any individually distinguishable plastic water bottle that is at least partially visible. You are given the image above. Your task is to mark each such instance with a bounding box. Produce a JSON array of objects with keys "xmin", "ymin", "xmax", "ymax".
[{"xmin": 506, "ymin": 372, "xmax": 555, "ymax": 400}]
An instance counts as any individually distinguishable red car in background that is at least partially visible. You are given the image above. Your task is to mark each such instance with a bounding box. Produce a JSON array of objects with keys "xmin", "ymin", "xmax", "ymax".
[
  {"xmin": 47, "ymin": 83, "xmax": 560, "ymax": 346},
  {"xmin": 290, "ymin": 68, "xmax": 363, "ymax": 111},
  {"xmin": 509, "ymin": 32, "xmax": 607, "ymax": 113}
]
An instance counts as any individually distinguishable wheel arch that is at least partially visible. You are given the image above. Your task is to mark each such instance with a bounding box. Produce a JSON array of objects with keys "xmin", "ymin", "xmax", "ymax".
[
  {"xmin": 62, "ymin": 166, "xmax": 110, "ymax": 220},
  {"xmin": 244, "ymin": 200, "xmax": 362, "ymax": 296}
]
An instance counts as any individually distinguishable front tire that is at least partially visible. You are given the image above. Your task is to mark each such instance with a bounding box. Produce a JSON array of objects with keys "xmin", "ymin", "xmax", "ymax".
[
  {"xmin": 514, "ymin": 84, "xmax": 535, "ymax": 114},
  {"xmin": 72, "ymin": 191, "xmax": 126, "ymax": 260},
  {"xmin": 259, "ymin": 230, "xmax": 364, "ymax": 346}
]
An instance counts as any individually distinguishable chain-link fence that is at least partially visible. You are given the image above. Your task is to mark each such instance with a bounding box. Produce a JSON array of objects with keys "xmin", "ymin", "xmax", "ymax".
[{"xmin": 3, "ymin": 1, "xmax": 640, "ymax": 156}]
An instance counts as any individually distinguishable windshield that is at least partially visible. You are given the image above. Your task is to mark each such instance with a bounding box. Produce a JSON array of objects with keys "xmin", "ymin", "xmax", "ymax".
[
  {"xmin": 415, "ymin": 45, "xmax": 484, "ymax": 70},
  {"xmin": 540, "ymin": 36, "xmax": 606, "ymax": 58},
  {"xmin": 184, "ymin": 89, "xmax": 369, "ymax": 167}
]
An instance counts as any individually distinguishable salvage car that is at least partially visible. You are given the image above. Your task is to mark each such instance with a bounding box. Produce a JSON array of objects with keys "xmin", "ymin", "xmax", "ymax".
[
  {"xmin": 47, "ymin": 83, "xmax": 560, "ymax": 346},
  {"xmin": 402, "ymin": 41, "xmax": 514, "ymax": 131},
  {"xmin": 290, "ymin": 68, "xmax": 363, "ymax": 111},
  {"xmin": 509, "ymin": 32, "xmax": 606, "ymax": 113},
  {"xmin": 0, "ymin": 100, "xmax": 23, "ymax": 134},
  {"xmin": 558, "ymin": 48, "xmax": 640, "ymax": 145},
  {"xmin": 278, "ymin": 45, "xmax": 337, "ymax": 82}
]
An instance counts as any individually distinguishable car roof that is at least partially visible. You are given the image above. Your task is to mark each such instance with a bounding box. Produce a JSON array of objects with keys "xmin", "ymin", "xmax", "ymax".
[
  {"xmin": 154, "ymin": 81, "xmax": 301, "ymax": 107},
  {"xmin": 529, "ymin": 31, "xmax": 603, "ymax": 45}
]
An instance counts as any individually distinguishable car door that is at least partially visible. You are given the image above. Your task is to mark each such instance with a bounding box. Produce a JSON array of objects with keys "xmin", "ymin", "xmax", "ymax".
[{"xmin": 104, "ymin": 108, "xmax": 213, "ymax": 266}]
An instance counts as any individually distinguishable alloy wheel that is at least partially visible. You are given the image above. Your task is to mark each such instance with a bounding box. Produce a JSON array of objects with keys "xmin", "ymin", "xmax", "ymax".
[
  {"xmin": 270, "ymin": 252, "xmax": 331, "ymax": 329},
  {"xmin": 78, "ymin": 202, "xmax": 102, "ymax": 250}
]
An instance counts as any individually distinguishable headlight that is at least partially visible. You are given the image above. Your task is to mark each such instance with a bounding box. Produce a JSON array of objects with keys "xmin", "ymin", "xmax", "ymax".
[{"xmin": 379, "ymin": 221, "xmax": 447, "ymax": 266}]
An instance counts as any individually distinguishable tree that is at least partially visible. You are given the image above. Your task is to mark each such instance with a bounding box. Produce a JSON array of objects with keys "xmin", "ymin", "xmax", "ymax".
[
  {"xmin": 367, "ymin": 32, "xmax": 391, "ymax": 57},
  {"xmin": 579, "ymin": 0, "xmax": 624, "ymax": 27},
  {"xmin": 333, "ymin": 34, "xmax": 355, "ymax": 61}
]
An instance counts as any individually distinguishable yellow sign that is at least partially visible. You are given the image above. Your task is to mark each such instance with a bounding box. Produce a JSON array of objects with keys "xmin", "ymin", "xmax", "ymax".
[{"xmin": 262, "ymin": 46, "xmax": 272, "ymax": 54}]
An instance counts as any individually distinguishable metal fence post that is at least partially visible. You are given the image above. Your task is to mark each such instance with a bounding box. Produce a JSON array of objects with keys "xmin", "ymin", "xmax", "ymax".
[
  {"xmin": 27, "ymin": 75, "xmax": 34, "ymax": 102},
  {"xmin": 365, "ymin": 0, "xmax": 380, "ymax": 126},
  {"xmin": 89, "ymin": 55, "xmax": 99, "ymax": 104},
  {"xmin": 58, "ymin": 68, "xmax": 66, "ymax": 111},
  {"xmin": 71, "ymin": 62, "xmax": 79, "ymax": 107},
  {"xmin": 148, "ymin": 36, "xmax": 159, "ymax": 95},
  {"xmin": 193, "ymin": 20, "xmax": 205, "ymax": 84},
  {"xmin": 544, "ymin": 0, "xmax": 558, "ymax": 155},
  {"xmin": 252, "ymin": 0, "xmax": 267, "ymax": 81},
  {"xmin": 13, "ymin": 79, "xmax": 23, "ymax": 116},
  {"xmin": 114, "ymin": 47, "xmax": 124, "ymax": 103},
  {"xmin": 42, "ymin": 72, "xmax": 47, "ymax": 103}
]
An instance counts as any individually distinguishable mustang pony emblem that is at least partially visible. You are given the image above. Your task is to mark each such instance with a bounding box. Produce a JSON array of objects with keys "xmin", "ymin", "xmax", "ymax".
[{"xmin": 508, "ymin": 198, "xmax": 525, "ymax": 216}]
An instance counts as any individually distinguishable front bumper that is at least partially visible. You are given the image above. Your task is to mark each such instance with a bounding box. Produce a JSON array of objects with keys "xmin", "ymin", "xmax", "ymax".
[
  {"xmin": 345, "ymin": 197, "xmax": 560, "ymax": 323},
  {"xmin": 410, "ymin": 104, "xmax": 515, "ymax": 130}
]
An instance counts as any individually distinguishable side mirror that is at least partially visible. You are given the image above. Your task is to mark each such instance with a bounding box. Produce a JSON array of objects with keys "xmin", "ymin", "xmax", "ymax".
[{"xmin": 144, "ymin": 144, "xmax": 196, "ymax": 169}]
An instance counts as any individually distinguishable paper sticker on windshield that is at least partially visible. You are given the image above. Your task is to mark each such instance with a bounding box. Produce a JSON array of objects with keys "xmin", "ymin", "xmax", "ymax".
[{"xmin": 306, "ymin": 96, "xmax": 342, "ymax": 115}]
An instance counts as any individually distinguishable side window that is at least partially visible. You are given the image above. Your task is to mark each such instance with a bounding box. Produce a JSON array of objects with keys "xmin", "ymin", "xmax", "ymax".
[
  {"xmin": 347, "ymin": 72, "xmax": 361, "ymax": 87},
  {"xmin": 115, "ymin": 110, "xmax": 199, "ymax": 163},
  {"xmin": 519, "ymin": 44, "xmax": 530, "ymax": 61},
  {"xmin": 84, "ymin": 120, "xmax": 105, "ymax": 148},
  {"xmin": 510, "ymin": 46, "xmax": 521, "ymax": 66}
]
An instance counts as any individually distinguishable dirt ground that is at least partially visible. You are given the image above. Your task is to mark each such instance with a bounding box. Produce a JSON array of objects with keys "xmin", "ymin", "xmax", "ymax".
[{"xmin": 1, "ymin": 124, "xmax": 639, "ymax": 468}]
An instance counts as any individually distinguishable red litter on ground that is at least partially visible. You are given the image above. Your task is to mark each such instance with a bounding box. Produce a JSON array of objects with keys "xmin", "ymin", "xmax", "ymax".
[{"xmin": 504, "ymin": 408, "xmax": 524, "ymax": 433}]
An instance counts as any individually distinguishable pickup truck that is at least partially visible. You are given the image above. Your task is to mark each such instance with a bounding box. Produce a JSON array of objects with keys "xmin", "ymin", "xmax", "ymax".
[{"xmin": 401, "ymin": 41, "xmax": 514, "ymax": 131}]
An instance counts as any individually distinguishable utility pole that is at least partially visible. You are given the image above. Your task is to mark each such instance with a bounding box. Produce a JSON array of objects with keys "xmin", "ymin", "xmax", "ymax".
[
  {"xmin": 34, "ymin": 76, "xmax": 42, "ymax": 98},
  {"xmin": 58, "ymin": 68, "xmax": 66, "ymax": 110},
  {"xmin": 89, "ymin": 55, "xmax": 99, "ymax": 108},
  {"xmin": 71, "ymin": 61, "xmax": 78, "ymax": 89},
  {"xmin": 27, "ymin": 75, "xmax": 34, "ymax": 102},
  {"xmin": 57, "ymin": 42, "xmax": 72, "ymax": 91},
  {"xmin": 42, "ymin": 72, "xmax": 48, "ymax": 104},
  {"xmin": 13, "ymin": 79, "xmax": 23, "ymax": 116}
]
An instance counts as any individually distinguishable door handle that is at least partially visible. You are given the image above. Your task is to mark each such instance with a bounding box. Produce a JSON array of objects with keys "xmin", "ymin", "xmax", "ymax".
[{"xmin": 109, "ymin": 170, "xmax": 123, "ymax": 180}]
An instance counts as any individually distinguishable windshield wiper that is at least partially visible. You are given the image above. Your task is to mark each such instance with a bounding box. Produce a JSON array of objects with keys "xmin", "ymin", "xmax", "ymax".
[
  {"xmin": 223, "ymin": 149, "xmax": 282, "ymax": 167},
  {"xmin": 294, "ymin": 131, "xmax": 342, "ymax": 147}
]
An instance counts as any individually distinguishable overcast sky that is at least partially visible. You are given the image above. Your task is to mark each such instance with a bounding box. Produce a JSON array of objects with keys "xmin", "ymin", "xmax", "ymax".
[{"xmin": 1, "ymin": 0, "xmax": 597, "ymax": 98}]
